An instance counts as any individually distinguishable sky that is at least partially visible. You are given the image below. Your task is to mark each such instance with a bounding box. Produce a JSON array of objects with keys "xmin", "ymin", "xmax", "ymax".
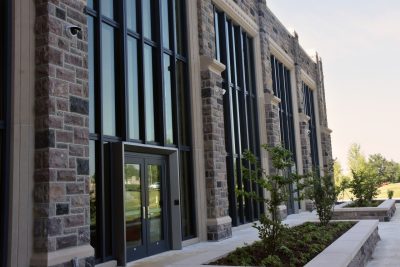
[{"xmin": 267, "ymin": 0, "xmax": 400, "ymax": 172}]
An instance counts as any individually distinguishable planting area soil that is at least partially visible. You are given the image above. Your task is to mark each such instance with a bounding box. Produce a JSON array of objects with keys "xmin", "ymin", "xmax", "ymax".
[
  {"xmin": 210, "ymin": 222, "xmax": 355, "ymax": 267},
  {"xmin": 345, "ymin": 200, "xmax": 383, "ymax": 208}
]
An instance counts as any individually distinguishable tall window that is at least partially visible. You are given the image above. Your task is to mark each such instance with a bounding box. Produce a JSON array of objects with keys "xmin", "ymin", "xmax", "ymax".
[
  {"xmin": 303, "ymin": 83, "xmax": 320, "ymax": 171},
  {"xmin": 86, "ymin": 0, "xmax": 195, "ymax": 263},
  {"xmin": 214, "ymin": 9, "xmax": 262, "ymax": 226},
  {"xmin": 0, "ymin": 0, "xmax": 11, "ymax": 265},
  {"xmin": 270, "ymin": 55, "xmax": 297, "ymax": 213}
]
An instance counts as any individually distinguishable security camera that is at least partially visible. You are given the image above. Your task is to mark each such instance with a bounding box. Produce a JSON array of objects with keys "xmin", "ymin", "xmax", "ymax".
[{"xmin": 65, "ymin": 25, "xmax": 82, "ymax": 38}]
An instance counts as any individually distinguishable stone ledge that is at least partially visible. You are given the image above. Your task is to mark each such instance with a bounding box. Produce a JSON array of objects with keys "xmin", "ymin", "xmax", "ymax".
[
  {"xmin": 305, "ymin": 220, "xmax": 380, "ymax": 267},
  {"xmin": 333, "ymin": 199, "xmax": 396, "ymax": 222},
  {"xmin": 30, "ymin": 244, "xmax": 94, "ymax": 267}
]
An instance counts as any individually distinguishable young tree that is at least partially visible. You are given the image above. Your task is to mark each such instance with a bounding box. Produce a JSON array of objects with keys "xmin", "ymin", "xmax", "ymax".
[{"xmin": 347, "ymin": 143, "xmax": 367, "ymax": 174}]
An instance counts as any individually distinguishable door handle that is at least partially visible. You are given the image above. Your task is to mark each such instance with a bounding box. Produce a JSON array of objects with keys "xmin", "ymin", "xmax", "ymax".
[{"xmin": 142, "ymin": 206, "xmax": 147, "ymax": 219}]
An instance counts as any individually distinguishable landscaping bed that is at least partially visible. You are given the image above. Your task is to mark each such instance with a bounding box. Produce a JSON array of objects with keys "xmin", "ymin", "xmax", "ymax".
[
  {"xmin": 333, "ymin": 199, "xmax": 396, "ymax": 221},
  {"xmin": 209, "ymin": 222, "xmax": 355, "ymax": 267}
]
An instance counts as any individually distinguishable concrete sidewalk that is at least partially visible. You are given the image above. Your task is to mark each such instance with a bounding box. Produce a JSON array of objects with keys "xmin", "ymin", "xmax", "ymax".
[
  {"xmin": 128, "ymin": 211, "xmax": 318, "ymax": 267},
  {"xmin": 129, "ymin": 205, "xmax": 400, "ymax": 267},
  {"xmin": 367, "ymin": 203, "xmax": 400, "ymax": 267}
]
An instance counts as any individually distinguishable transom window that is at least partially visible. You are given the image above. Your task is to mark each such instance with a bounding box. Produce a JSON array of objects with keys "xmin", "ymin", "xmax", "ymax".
[
  {"xmin": 86, "ymin": 0, "xmax": 195, "ymax": 263},
  {"xmin": 214, "ymin": 8, "xmax": 263, "ymax": 226}
]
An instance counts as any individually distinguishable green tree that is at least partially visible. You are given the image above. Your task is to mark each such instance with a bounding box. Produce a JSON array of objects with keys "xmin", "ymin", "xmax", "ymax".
[
  {"xmin": 333, "ymin": 160, "xmax": 347, "ymax": 187},
  {"xmin": 347, "ymin": 143, "xmax": 367, "ymax": 174}
]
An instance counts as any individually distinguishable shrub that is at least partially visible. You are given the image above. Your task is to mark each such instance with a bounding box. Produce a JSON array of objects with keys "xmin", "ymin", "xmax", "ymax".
[
  {"xmin": 342, "ymin": 168, "xmax": 380, "ymax": 207},
  {"xmin": 239, "ymin": 145, "xmax": 296, "ymax": 253},
  {"xmin": 303, "ymin": 173, "xmax": 337, "ymax": 225},
  {"xmin": 388, "ymin": 189, "xmax": 394, "ymax": 199}
]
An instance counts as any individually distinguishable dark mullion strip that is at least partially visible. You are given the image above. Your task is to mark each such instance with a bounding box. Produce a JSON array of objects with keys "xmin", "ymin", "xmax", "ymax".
[
  {"xmin": 119, "ymin": 0, "xmax": 128, "ymax": 141},
  {"xmin": 156, "ymin": 0, "xmax": 166, "ymax": 145},
  {"xmin": 101, "ymin": 16, "xmax": 120, "ymax": 28},
  {"xmin": 138, "ymin": 0, "xmax": 146, "ymax": 142},
  {"xmin": 143, "ymin": 38, "xmax": 158, "ymax": 47},
  {"xmin": 238, "ymin": 29, "xmax": 253, "ymax": 222},
  {"xmin": 1, "ymin": 0, "xmax": 11, "ymax": 265},
  {"xmin": 85, "ymin": 7, "xmax": 98, "ymax": 17},
  {"xmin": 219, "ymin": 12, "xmax": 238, "ymax": 226},
  {"xmin": 170, "ymin": 0, "xmax": 179, "ymax": 148},
  {"xmin": 127, "ymin": 29, "xmax": 140, "ymax": 39},
  {"xmin": 95, "ymin": 0, "xmax": 107, "ymax": 261}
]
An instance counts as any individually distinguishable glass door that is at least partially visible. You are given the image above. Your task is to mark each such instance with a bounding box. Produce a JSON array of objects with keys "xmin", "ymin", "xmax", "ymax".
[{"xmin": 124, "ymin": 155, "xmax": 168, "ymax": 261}]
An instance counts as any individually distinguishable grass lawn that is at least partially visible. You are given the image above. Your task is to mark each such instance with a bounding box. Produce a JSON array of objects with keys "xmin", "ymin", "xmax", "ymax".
[{"xmin": 338, "ymin": 182, "xmax": 400, "ymax": 201}]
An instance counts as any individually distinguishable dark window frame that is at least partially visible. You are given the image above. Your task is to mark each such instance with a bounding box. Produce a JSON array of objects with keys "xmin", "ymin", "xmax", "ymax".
[
  {"xmin": 0, "ymin": 0, "xmax": 12, "ymax": 266},
  {"xmin": 214, "ymin": 8, "xmax": 262, "ymax": 227},
  {"xmin": 86, "ymin": 0, "xmax": 195, "ymax": 263},
  {"xmin": 303, "ymin": 82, "xmax": 320, "ymax": 171},
  {"xmin": 270, "ymin": 55, "xmax": 298, "ymax": 213}
]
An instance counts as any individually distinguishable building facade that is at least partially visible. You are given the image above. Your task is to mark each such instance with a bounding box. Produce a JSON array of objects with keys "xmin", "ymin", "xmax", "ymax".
[{"xmin": 2, "ymin": 0, "xmax": 332, "ymax": 266}]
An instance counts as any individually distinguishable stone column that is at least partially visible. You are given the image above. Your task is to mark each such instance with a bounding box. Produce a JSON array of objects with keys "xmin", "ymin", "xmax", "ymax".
[
  {"xmin": 298, "ymin": 113, "xmax": 312, "ymax": 174},
  {"xmin": 315, "ymin": 55, "xmax": 333, "ymax": 173},
  {"xmin": 32, "ymin": 0, "xmax": 93, "ymax": 266},
  {"xmin": 200, "ymin": 56, "xmax": 232, "ymax": 241}
]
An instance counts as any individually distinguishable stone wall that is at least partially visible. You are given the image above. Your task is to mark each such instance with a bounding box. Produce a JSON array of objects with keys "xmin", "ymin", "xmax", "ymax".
[{"xmin": 33, "ymin": 0, "xmax": 93, "ymax": 266}]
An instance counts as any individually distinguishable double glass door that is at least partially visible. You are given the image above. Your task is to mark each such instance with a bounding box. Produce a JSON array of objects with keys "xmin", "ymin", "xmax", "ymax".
[{"xmin": 124, "ymin": 155, "xmax": 168, "ymax": 261}]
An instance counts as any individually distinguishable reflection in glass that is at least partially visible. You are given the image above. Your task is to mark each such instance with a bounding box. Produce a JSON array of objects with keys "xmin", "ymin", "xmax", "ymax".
[
  {"xmin": 125, "ymin": 164, "xmax": 142, "ymax": 247},
  {"xmin": 176, "ymin": 60, "xmax": 188, "ymax": 146},
  {"xmin": 143, "ymin": 0, "xmax": 152, "ymax": 39},
  {"xmin": 89, "ymin": 141, "xmax": 97, "ymax": 255},
  {"xmin": 88, "ymin": 17, "xmax": 95, "ymax": 133},
  {"xmin": 126, "ymin": 0, "xmax": 137, "ymax": 32},
  {"xmin": 148, "ymin": 164, "xmax": 162, "ymax": 243},
  {"xmin": 163, "ymin": 55, "xmax": 174, "ymax": 144},
  {"xmin": 101, "ymin": 24, "xmax": 116, "ymax": 136},
  {"xmin": 101, "ymin": 0, "xmax": 114, "ymax": 19},
  {"xmin": 87, "ymin": 0, "xmax": 93, "ymax": 9},
  {"xmin": 161, "ymin": 0, "xmax": 170, "ymax": 48},
  {"xmin": 127, "ymin": 37, "xmax": 140, "ymax": 140},
  {"xmin": 144, "ymin": 45, "xmax": 155, "ymax": 142},
  {"xmin": 175, "ymin": 0, "xmax": 185, "ymax": 55}
]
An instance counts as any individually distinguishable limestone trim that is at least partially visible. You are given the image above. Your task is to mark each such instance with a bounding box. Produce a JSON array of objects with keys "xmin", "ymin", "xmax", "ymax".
[
  {"xmin": 30, "ymin": 245, "xmax": 94, "ymax": 267},
  {"xmin": 212, "ymin": 0, "xmax": 258, "ymax": 37},
  {"xmin": 301, "ymin": 69, "xmax": 317, "ymax": 90},
  {"xmin": 207, "ymin": 216, "xmax": 232, "ymax": 226},
  {"xmin": 96, "ymin": 260, "xmax": 117, "ymax": 267},
  {"xmin": 299, "ymin": 112, "xmax": 311, "ymax": 122},
  {"xmin": 268, "ymin": 37, "xmax": 295, "ymax": 69},
  {"xmin": 187, "ymin": 0, "xmax": 207, "ymax": 241},
  {"xmin": 321, "ymin": 126, "xmax": 333, "ymax": 134},
  {"xmin": 200, "ymin": 55, "xmax": 226, "ymax": 75}
]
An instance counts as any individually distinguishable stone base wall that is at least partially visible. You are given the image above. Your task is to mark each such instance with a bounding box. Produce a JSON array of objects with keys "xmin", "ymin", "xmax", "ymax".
[
  {"xmin": 333, "ymin": 200, "xmax": 397, "ymax": 222},
  {"xmin": 348, "ymin": 227, "xmax": 380, "ymax": 267}
]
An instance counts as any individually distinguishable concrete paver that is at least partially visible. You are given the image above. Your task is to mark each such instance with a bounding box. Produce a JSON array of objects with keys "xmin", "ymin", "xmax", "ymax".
[
  {"xmin": 367, "ymin": 204, "xmax": 400, "ymax": 267},
  {"xmin": 128, "ymin": 206, "xmax": 400, "ymax": 267}
]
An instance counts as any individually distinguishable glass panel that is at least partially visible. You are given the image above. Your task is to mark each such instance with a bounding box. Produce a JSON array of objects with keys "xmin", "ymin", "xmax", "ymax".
[
  {"xmin": 101, "ymin": 24, "xmax": 116, "ymax": 136},
  {"xmin": 180, "ymin": 152, "xmax": 195, "ymax": 238},
  {"xmin": 127, "ymin": 37, "xmax": 140, "ymax": 140},
  {"xmin": 161, "ymin": 0, "xmax": 170, "ymax": 49},
  {"xmin": 175, "ymin": 0, "xmax": 185, "ymax": 55},
  {"xmin": 89, "ymin": 141, "xmax": 97, "ymax": 255},
  {"xmin": 143, "ymin": 0, "xmax": 153, "ymax": 39},
  {"xmin": 101, "ymin": 0, "xmax": 114, "ymax": 19},
  {"xmin": 163, "ymin": 55, "xmax": 174, "ymax": 144},
  {"xmin": 88, "ymin": 16, "xmax": 95, "ymax": 133},
  {"xmin": 126, "ymin": 0, "xmax": 137, "ymax": 32},
  {"xmin": 144, "ymin": 45, "xmax": 155, "ymax": 142},
  {"xmin": 103, "ymin": 143, "xmax": 113, "ymax": 256},
  {"xmin": 87, "ymin": 0, "xmax": 93, "ymax": 9},
  {"xmin": 147, "ymin": 164, "xmax": 163, "ymax": 243},
  {"xmin": 125, "ymin": 163, "xmax": 142, "ymax": 247},
  {"xmin": 176, "ymin": 60, "xmax": 188, "ymax": 146}
]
